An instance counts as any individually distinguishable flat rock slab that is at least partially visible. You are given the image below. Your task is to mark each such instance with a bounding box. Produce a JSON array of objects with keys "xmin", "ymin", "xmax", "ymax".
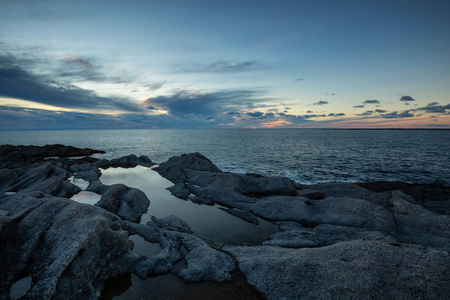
[{"xmin": 225, "ymin": 241, "xmax": 450, "ymax": 300}]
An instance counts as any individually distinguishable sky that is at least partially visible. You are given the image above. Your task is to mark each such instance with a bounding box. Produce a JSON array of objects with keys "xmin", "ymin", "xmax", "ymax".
[{"xmin": 0, "ymin": 0, "xmax": 449, "ymax": 130}]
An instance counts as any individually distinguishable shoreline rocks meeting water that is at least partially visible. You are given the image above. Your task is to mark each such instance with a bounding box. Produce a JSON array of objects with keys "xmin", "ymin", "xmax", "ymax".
[{"xmin": 0, "ymin": 144, "xmax": 449, "ymax": 299}]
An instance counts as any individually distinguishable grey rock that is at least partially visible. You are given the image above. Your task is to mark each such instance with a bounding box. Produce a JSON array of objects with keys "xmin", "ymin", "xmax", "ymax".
[
  {"xmin": 251, "ymin": 195, "xmax": 395, "ymax": 235},
  {"xmin": 392, "ymin": 191, "xmax": 450, "ymax": 251},
  {"xmin": 96, "ymin": 184, "xmax": 150, "ymax": 223},
  {"xmin": 167, "ymin": 182, "xmax": 191, "ymax": 199},
  {"xmin": 300, "ymin": 182, "xmax": 392, "ymax": 208},
  {"xmin": 0, "ymin": 162, "xmax": 80, "ymax": 197},
  {"xmin": 156, "ymin": 152, "xmax": 222, "ymax": 183},
  {"xmin": 151, "ymin": 215, "xmax": 192, "ymax": 233},
  {"xmin": 225, "ymin": 240, "xmax": 450, "ymax": 300},
  {"xmin": 95, "ymin": 154, "xmax": 153, "ymax": 168},
  {"xmin": 0, "ymin": 193, "xmax": 131, "ymax": 299},
  {"xmin": 175, "ymin": 233, "xmax": 235, "ymax": 282},
  {"xmin": 264, "ymin": 224, "xmax": 395, "ymax": 248}
]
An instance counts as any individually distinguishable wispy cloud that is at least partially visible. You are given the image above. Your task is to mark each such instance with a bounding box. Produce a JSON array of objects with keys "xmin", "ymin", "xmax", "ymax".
[
  {"xmin": 183, "ymin": 60, "xmax": 268, "ymax": 73},
  {"xmin": 313, "ymin": 100, "xmax": 328, "ymax": 105}
]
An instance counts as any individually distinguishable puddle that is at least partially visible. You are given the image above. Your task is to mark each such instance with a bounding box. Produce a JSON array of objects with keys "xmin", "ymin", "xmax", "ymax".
[
  {"xmin": 71, "ymin": 191, "xmax": 101, "ymax": 205},
  {"xmin": 68, "ymin": 176, "xmax": 90, "ymax": 190},
  {"xmin": 102, "ymin": 272, "xmax": 262, "ymax": 300},
  {"xmin": 99, "ymin": 166, "xmax": 278, "ymax": 245},
  {"xmin": 129, "ymin": 234, "xmax": 162, "ymax": 256},
  {"xmin": 10, "ymin": 276, "xmax": 32, "ymax": 299}
]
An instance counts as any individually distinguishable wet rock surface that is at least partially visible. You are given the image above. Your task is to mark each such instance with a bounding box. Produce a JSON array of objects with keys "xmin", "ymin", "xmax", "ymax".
[{"xmin": 1, "ymin": 146, "xmax": 449, "ymax": 299}]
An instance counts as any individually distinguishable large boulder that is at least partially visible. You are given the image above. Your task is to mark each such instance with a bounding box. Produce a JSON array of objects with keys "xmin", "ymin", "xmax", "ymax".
[{"xmin": 95, "ymin": 184, "xmax": 150, "ymax": 223}]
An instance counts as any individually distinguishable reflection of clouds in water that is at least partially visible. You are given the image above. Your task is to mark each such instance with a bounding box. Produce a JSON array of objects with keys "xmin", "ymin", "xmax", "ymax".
[
  {"xmin": 68, "ymin": 176, "xmax": 90, "ymax": 190},
  {"xmin": 99, "ymin": 166, "xmax": 278, "ymax": 245},
  {"xmin": 71, "ymin": 191, "xmax": 101, "ymax": 205}
]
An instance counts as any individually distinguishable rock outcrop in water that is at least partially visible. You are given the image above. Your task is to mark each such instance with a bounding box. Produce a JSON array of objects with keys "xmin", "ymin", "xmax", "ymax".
[{"xmin": 1, "ymin": 145, "xmax": 449, "ymax": 299}]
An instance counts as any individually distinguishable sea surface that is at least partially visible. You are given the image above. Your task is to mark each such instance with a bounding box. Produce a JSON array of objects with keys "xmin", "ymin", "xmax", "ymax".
[{"xmin": 1, "ymin": 129, "xmax": 449, "ymax": 185}]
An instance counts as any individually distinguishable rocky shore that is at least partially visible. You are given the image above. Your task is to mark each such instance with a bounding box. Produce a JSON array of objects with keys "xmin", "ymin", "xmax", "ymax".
[{"xmin": 0, "ymin": 145, "xmax": 449, "ymax": 299}]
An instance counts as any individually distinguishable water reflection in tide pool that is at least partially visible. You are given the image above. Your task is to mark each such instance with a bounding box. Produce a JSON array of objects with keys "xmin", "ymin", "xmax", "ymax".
[
  {"xmin": 99, "ymin": 166, "xmax": 278, "ymax": 245},
  {"xmin": 102, "ymin": 272, "xmax": 262, "ymax": 300},
  {"xmin": 71, "ymin": 191, "xmax": 101, "ymax": 205}
]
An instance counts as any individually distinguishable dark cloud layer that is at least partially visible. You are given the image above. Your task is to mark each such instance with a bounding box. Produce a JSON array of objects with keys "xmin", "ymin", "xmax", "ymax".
[
  {"xmin": 144, "ymin": 89, "xmax": 265, "ymax": 117},
  {"xmin": 0, "ymin": 54, "xmax": 143, "ymax": 112}
]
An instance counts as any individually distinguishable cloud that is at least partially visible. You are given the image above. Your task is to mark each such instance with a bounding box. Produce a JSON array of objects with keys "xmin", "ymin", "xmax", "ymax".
[
  {"xmin": 335, "ymin": 113, "xmax": 345, "ymax": 117},
  {"xmin": 375, "ymin": 109, "xmax": 386, "ymax": 113},
  {"xmin": 380, "ymin": 111, "xmax": 414, "ymax": 119},
  {"xmin": 246, "ymin": 111, "xmax": 264, "ymax": 118},
  {"xmin": 353, "ymin": 105, "xmax": 365, "ymax": 108},
  {"xmin": 226, "ymin": 111, "xmax": 241, "ymax": 116},
  {"xmin": 144, "ymin": 81, "xmax": 166, "ymax": 91},
  {"xmin": 183, "ymin": 60, "xmax": 267, "ymax": 73},
  {"xmin": 0, "ymin": 56, "xmax": 143, "ymax": 112},
  {"xmin": 146, "ymin": 105, "xmax": 158, "ymax": 110},
  {"xmin": 414, "ymin": 102, "xmax": 450, "ymax": 114},
  {"xmin": 400, "ymin": 95, "xmax": 415, "ymax": 102},
  {"xmin": 293, "ymin": 78, "xmax": 304, "ymax": 81},
  {"xmin": 306, "ymin": 110, "xmax": 314, "ymax": 113},
  {"xmin": 303, "ymin": 114, "xmax": 326, "ymax": 119},
  {"xmin": 327, "ymin": 113, "xmax": 335, "ymax": 117},
  {"xmin": 357, "ymin": 110, "xmax": 374, "ymax": 116},
  {"xmin": 363, "ymin": 100, "xmax": 380, "ymax": 104},
  {"xmin": 313, "ymin": 100, "xmax": 328, "ymax": 105},
  {"xmin": 325, "ymin": 93, "xmax": 335, "ymax": 96},
  {"xmin": 143, "ymin": 89, "xmax": 266, "ymax": 117}
]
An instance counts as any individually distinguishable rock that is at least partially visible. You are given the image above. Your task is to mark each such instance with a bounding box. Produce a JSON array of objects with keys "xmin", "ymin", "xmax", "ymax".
[
  {"xmin": 225, "ymin": 240, "xmax": 450, "ymax": 300},
  {"xmin": 156, "ymin": 152, "xmax": 222, "ymax": 183},
  {"xmin": 263, "ymin": 224, "xmax": 395, "ymax": 248},
  {"xmin": 219, "ymin": 208, "xmax": 259, "ymax": 225},
  {"xmin": 0, "ymin": 162, "xmax": 80, "ymax": 197},
  {"xmin": 95, "ymin": 184, "xmax": 150, "ymax": 223},
  {"xmin": 175, "ymin": 233, "xmax": 235, "ymax": 282},
  {"xmin": 0, "ymin": 193, "xmax": 131, "ymax": 299},
  {"xmin": 0, "ymin": 144, "xmax": 105, "ymax": 168},
  {"xmin": 86, "ymin": 180, "xmax": 110, "ymax": 194},
  {"xmin": 95, "ymin": 154, "xmax": 154, "ymax": 168},
  {"xmin": 151, "ymin": 215, "xmax": 192, "ymax": 233},
  {"xmin": 299, "ymin": 182, "xmax": 393, "ymax": 208},
  {"xmin": 391, "ymin": 191, "xmax": 450, "ymax": 251},
  {"xmin": 167, "ymin": 182, "xmax": 191, "ymax": 199},
  {"xmin": 250, "ymin": 195, "xmax": 395, "ymax": 235},
  {"xmin": 357, "ymin": 181, "xmax": 450, "ymax": 215}
]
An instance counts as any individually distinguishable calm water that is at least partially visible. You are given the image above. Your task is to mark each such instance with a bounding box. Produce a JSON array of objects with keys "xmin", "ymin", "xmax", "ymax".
[
  {"xmin": 1, "ymin": 129, "xmax": 449, "ymax": 184},
  {"xmin": 99, "ymin": 166, "xmax": 278, "ymax": 245}
]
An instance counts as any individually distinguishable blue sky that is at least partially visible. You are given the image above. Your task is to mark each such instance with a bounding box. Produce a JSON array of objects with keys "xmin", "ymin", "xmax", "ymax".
[{"xmin": 0, "ymin": 0, "xmax": 449, "ymax": 129}]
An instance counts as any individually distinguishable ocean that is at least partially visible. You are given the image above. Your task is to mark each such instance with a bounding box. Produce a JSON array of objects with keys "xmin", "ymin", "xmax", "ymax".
[{"xmin": 1, "ymin": 129, "xmax": 449, "ymax": 185}]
